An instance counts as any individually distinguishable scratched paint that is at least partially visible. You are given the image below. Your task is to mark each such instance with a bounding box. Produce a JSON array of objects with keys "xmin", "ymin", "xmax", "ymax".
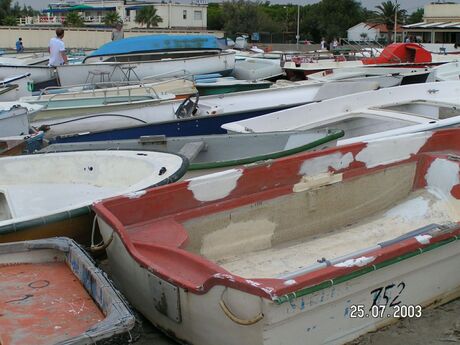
[
  {"xmin": 299, "ymin": 152, "xmax": 354, "ymax": 176},
  {"xmin": 187, "ymin": 169, "xmax": 243, "ymax": 202},
  {"xmin": 425, "ymin": 158, "xmax": 460, "ymax": 198},
  {"xmin": 0, "ymin": 262, "xmax": 104, "ymax": 345},
  {"xmin": 356, "ymin": 132, "xmax": 431, "ymax": 168}
]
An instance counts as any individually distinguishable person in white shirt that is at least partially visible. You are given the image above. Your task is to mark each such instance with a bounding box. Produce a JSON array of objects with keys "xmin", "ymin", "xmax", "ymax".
[{"xmin": 48, "ymin": 28, "xmax": 68, "ymax": 67}]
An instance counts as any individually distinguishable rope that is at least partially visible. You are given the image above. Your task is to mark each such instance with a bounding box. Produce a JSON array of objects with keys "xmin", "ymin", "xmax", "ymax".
[{"xmin": 219, "ymin": 288, "xmax": 264, "ymax": 326}]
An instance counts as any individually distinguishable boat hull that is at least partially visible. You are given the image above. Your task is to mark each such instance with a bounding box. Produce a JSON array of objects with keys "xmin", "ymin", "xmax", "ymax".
[
  {"xmin": 98, "ymin": 219, "xmax": 460, "ymax": 345},
  {"xmin": 56, "ymin": 52, "xmax": 236, "ymax": 86}
]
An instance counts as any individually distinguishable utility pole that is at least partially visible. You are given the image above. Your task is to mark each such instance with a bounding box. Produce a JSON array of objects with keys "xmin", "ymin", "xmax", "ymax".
[
  {"xmin": 296, "ymin": 5, "xmax": 300, "ymax": 49},
  {"xmin": 394, "ymin": 0, "xmax": 398, "ymax": 43}
]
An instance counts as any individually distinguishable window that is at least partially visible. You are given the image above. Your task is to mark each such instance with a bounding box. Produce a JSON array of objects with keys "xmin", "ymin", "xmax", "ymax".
[
  {"xmin": 183, "ymin": 10, "xmax": 187, "ymax": 19},
  {"xmin": 194, "ymin": 10, "xmax": 202, "ymax": 20}
]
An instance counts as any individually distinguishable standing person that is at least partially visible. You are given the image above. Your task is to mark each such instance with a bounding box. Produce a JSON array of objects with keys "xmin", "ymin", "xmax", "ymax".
[
  {"xmin": 332, "ymin": 37, "xmax": 338, "ymax": 49},
  {"xmin": 48, "ymin": 28, "xmax": 68, "ymax": 67},
  {"xmin": 320, "ymin": 37, "xmax": 327, "ymax": 50},
  {"xmin": 111, "ymin": 22, "xmax": 124, "ymax": 41},
  {"xmin": 15, "ymin": 38, "xmax": 24, "ymax": 53}
]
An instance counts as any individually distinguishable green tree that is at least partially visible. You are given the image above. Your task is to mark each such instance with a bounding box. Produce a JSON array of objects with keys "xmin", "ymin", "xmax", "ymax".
[
  {"xmin": 104, "ymin": 11, "xmax": 121, "ymax": 27},
  {"xmin": 372, "ymin": 0, "xmax": 406, "ymax": 43},
  {"xmin": 135, "ymin": 6, "xmax": 162, "ymax": 28},
  {"xmin": 221, "ymin": 0, "xmax": 276, "ymax": 36},
  {"xmin": 207, "ymin": 3, "xmax": 223, "ymax": 30},
  {"xmin": 3, "ymin": 14, "xmax": 15, "ymax": 25},
  {"xmin": 407, "ymin": 8, "xmax": 423, "ymax": 24},
  {"xmin": 64, "ymin": 11, "xmax": 84, "ymax": 27}
]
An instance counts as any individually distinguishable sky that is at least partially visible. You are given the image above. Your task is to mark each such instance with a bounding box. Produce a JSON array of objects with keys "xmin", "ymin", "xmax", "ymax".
[{"xmin": 14, "ymin": 0, "xmax": 444, "ymax": 13}]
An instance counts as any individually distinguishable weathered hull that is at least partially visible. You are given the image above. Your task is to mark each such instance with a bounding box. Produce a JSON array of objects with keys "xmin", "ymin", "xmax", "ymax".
[
  {"xmin": 98, "ymin": 221, "xmax": 460, "ymax": 345},
  {"xmin": 0, "ymin": 208, "xmax": 92, "ymax": 244},
  {"xmin": 0, "ymin": 237, "xmax": 135, "ymax": 345},
  {"xmin": 94, "ymin": 128, "xmax": 460, "ymax": 345},
  {"xmin": 0, "ymin": 65, "xmax": 55, "ymax": 85}
]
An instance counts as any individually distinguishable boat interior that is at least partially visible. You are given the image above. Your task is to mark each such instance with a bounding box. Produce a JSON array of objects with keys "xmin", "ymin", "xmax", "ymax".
[
  {"xmin": 0, "ymin": 151, "xmax": 177, "ymax": 223},
  {"xmin": 106, "ymin": 136, "xmax": 460, "ymax": 282},
  {"xmin": 297, "ymin": 100, "xmax": 460, "ymax": 141},
  {"xmin": 181, "ymin": 160, "xmax": 460, "ymax": 278}
]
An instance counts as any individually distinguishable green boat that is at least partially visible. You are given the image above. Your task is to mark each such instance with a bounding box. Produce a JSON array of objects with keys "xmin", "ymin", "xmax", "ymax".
[
  {"xmin": 41, "ymin": 129, "xmax": 343, "ymax": 178},
  {"xmin": 195, "ymin": 77, "xmax": 272, "ymax": 96}
]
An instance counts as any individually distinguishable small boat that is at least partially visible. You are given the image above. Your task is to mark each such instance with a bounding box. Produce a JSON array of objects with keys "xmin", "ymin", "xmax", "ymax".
[
  {"xmin": 0, "ymin": 102, "xmax": 43, "ymax": 137},
  {"xmin": 22, "ymin": 82, "xmax": 179, "ymax": 122},
  {"xmin": 56, "ymin": 35, "xmax": 236, "ymax": 86},
  {"xmin": 42, "ymin": 80, "xmax": 379, "ymax": 142},
  {"xmin": 222, "ymin": 81, "xmax": 460, "ymax": 144},
  {"xmin": 0, "ymin": 74, "xmax": 32, "ymax": 101},
  {"xmin": 0, "ymin": 237, "xmax": 134, "ymax": 345},
  {"xmin": 94, "ymin": 128, "xmax": 460, "ymax": 345},
  {"xmin": 283, "ymin": 43, "xmax": 458, "ymax": 79},
  {"xmin": 0, "ymin": 150, "xmax": 187, "ymax": 244},
  {"xmin": 430, "ymin": 61, "xmax": 460, "ymax": 81},
  {"xmin": 232, "ymin": 57, "xmax": 284, "ymax": 81},
  {"xmin": 307, "ymin": 66, "xmax": 431, "ymax": 87},
  {"xmin": 41, "ymin": 129, "xmax": 344, "ymax": 178},
  {"xmin": 195, "ymin": 77, "xmax": 272, "ymax": 95}
]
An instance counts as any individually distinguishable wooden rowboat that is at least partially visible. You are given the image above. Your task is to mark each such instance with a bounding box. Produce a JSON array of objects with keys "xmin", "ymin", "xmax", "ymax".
[
  {"xmin": 94, "ymin": 128, "xmax": 460, "ymax": 345},
  {"xmin": 0, "ymin": 150, "xmax": 187, "ymax": 244},
  {"xmin": 40, "ymin": 129, "xmax": 343, "ymax": 178},
  {"xmin": 0, "ymin": 237, "xmax": 134, "ymax": 345}
]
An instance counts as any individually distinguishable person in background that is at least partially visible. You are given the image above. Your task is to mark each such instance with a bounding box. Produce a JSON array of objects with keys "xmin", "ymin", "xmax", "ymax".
[
  {"xmin": 320, "ymin": 37, "xmax": 327, "ymax": 50},
  {"xmin": 332, "ymin": 37, "xmax": 338, "ymax": 49},
  {"xmin": 111, "ymin": 22, "xmax": 124, "ymax": 41},
  {"xmin": 15, "ymin": 38, "xmax": 24, "ymax": 53},
  {"xmin": 48, "ymin": 28, "xmax": 68, "ymax": 67}
]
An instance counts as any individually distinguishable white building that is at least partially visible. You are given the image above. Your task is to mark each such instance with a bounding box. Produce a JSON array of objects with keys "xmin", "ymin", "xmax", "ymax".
[
  {"xmin": 347, "ymin": 22, "xmax": 403, "ymax": 43},
  {"xmin": 403, "ymin": 2, "xmax": 460, "ymax": 44},
  {"xmin": 19, "ymin": 0, "xmax": 207, "ymax": 29}
]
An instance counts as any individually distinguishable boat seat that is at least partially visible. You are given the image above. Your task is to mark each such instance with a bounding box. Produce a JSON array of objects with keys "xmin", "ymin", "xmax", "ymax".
[
  {"xmin": 85, "ymin": 70, "xmax": 110, "ymax": 84},
  {"xmin": 178, "ymin": 141, "xmax": 205, "ymax": 161},
  {"xmin": 138, "ymin": 135, "xmax": 167, "ymax": 144}
]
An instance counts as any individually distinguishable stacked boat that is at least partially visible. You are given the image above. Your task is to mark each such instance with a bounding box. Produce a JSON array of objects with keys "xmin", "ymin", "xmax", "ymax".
[{"xmin": 3, "ymin": 36, "xmax": 460, "ymax": 345}]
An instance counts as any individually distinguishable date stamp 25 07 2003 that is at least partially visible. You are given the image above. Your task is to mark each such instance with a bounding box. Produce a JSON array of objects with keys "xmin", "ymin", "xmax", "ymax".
[{"xmin": 348, "ymin": 281, "xmax": 422, "ymax": 319}]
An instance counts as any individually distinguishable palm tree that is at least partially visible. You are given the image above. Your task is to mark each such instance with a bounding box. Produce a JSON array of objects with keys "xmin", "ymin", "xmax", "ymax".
[
  {"xmin": 64, "ymin": 11, "xmax": 84, "ymax": 27},
  {"xmin": 135, "ymin": 6, "xmax": 162, "ymax": 29},
  {"xmin": 104, "ymin": 11, "xmax": 121, "ymax": 27},
  {"xmin": 372, "ymin": 1, "xmax": 406, "ymax": 43}
]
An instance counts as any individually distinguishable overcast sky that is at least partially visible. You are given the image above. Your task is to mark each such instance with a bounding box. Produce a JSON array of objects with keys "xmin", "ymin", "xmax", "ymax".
[{"xmin": 15, "ymin": 0, "xmax": 446, "ymax": 12}]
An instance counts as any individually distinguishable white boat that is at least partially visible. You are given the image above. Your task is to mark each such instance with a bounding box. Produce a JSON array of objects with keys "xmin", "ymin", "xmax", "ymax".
[
  {"xmin": 0, "ymin": 150, "xmax": 187, "ymax": 243},
  {"xmin": 0, "ymin": 73, "xmax": 32, "ymax": 101},
  {"xmin": 32, "ymin": 80, "xmax": 380, "ymax": 139},
  {"xmin": 56, "ymin": 35, "xmax": 236, "ymax": 86},
  {"xmin": 307, "ymin": 67, "xmax": 431, "ymax": 87},
  {"xmin": 232, "ymin": 57, "xmax": 284, "ymax": 80},
  {"xmin": 222, "ymin": 81, "xmax": 460, "ymax": 145},
  {"xmin": 0, "ymin": 65, "xmax": 56, "ymax": 86},
  {"xmin": 0, "ymin": 102, "xmax": 42, "ymax": 137},
  {"xmin": 0, "ymin": 52, "xmax": 49, "ymax": 66},
  {"xmin": 94, "ymin": 128, "xmax": 460, "ymax": 345},
  {"xmin": 21, "ymin": 81, "xmax": 186, "ymax": 121},
  {"xmin": 430, "ymin": 61, "xmax": 460, "ymax": 81}
]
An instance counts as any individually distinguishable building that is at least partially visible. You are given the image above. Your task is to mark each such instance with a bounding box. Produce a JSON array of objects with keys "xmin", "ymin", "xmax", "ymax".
[
  {"xmin": 347, "ymin": 22, "xmax": 403, "ymax": 43},
  {"xmin": 403, "ymin": 2, "xmax": 460, "ymax": 44},
  {"xmin": 18, "ymin": 0, "xmax": 208, "ymax": 30}
]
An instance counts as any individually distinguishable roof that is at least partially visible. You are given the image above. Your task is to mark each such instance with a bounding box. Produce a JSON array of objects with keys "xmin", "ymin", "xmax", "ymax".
[
  {"xmin": 403, "ymin": 21, "xmax": 460, "ymax": 29},
  {"xmin": 364, "ymin": 22, "xmax": 404, "ymax": 33},
  {"xmin": 86, "ymin": 34, "xmax": 221, "ymax": 59}
]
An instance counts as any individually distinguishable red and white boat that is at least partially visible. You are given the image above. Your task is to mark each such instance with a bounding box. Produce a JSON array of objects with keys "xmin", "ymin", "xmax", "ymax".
[
  {"xmin": 94, "ymin": 128, "xmax": 460, "ymax": 345},
  {"xmin": 283, "ymin": 43, "xmax": 459, "ymax": 79}
]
